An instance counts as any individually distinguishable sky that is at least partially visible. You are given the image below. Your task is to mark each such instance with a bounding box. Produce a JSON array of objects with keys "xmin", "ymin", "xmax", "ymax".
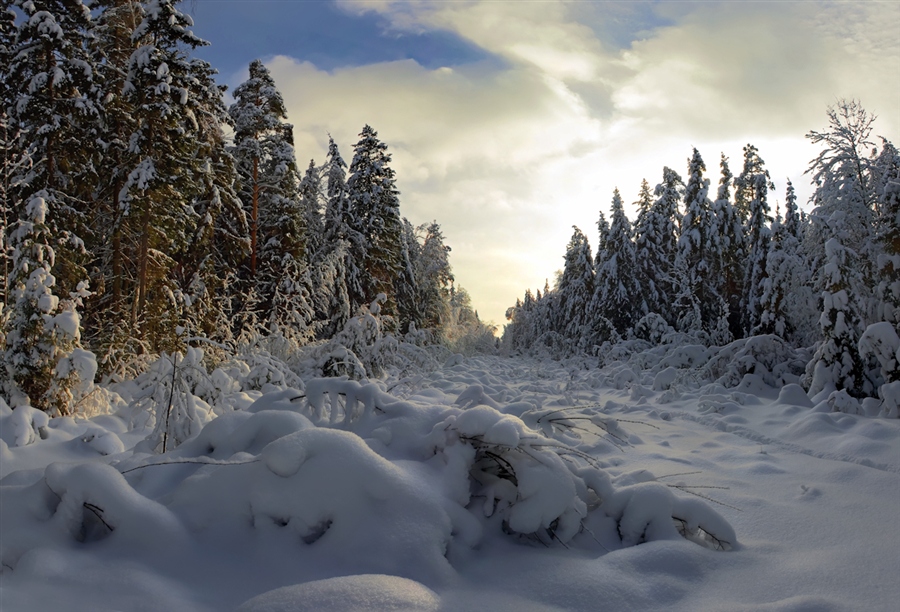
[{"xmin": 186, "ymin": 0, "xmax": 900, "ymax": 328}]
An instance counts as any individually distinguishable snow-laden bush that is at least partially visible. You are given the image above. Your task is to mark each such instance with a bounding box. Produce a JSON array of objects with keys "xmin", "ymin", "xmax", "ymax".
[
  {"xmin": 702, "ymin": 335, "xmax": 807, "ymax": 389},
  {"xmin": 858, "ymin": 322, "xmax": 900, "ymax": 387},
  {"xmin": 315, "ymin": 295, "xmax": 397, "ymax": 379},
  {"xmin": 0, "ymin": 372, "xmax": 740, "ymax": 599},
  {"xmin": 129, "ymin": 348, "xmax": 214, "ymax": 453},
  {"xmin": 632, "ymin": 313, "xmax": 672, "ymax": 345}
]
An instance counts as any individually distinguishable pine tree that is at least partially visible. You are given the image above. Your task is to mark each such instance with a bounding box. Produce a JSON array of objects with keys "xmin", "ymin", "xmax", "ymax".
[
  {"xmin": 347, "ymin": 125, "xmax": 403, "ymax": 313},
  {"xmin": 1, "ymin": 4, "xmax": 17, "ymax": 307},
  {"xmin": 229, "ymin": 59, "xmax": 304, "ymax": 305},
  {"xmin": 593, "ymin": 189, "xmax": 638, "ymax": 335},
  {"xmin": 118, "ymin": 0, "xmax": 223, "ymax": 348},
  {"xmin": 178, "ymin": 72, "xmax": 250, "ymax": 347}
]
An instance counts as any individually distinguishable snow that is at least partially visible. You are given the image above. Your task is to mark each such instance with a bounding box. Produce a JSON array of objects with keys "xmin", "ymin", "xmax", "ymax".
[{"xmin": 1, "ymin": 354, "xmax": 898, "ymax": 611}]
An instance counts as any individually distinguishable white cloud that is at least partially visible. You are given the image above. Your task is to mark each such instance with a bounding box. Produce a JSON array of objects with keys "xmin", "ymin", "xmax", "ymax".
[{"xmin": 256, "ymin": 0, "xmax": 899, "ymax": 327}]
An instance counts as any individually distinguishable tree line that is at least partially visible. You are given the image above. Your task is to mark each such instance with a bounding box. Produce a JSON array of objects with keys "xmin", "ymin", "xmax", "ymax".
[
  {"xmin": 503, "ymin": 100, "xmax": 898, "ymax": 406},
  {"xmin": 0, "ymin": 0, "xmax": 487, "ymax": 414}
]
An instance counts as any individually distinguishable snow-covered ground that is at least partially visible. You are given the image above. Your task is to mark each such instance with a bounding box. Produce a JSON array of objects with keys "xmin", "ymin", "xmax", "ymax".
[{"xmin": 1, "ymin": 354, "xmax": 898, "ymax": 611}]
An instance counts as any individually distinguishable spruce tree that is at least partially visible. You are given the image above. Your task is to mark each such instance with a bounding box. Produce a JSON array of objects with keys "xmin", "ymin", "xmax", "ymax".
[
  {"xmin": 319, "ymin": 137, "xmax": 364, "ymax": 329},
  {"xmin": 7, "ymin": 0, "xmax": 99, "ymax": 298},
  {"xmin": 872, "ymin": 140, "xmax": 899, "ymax": 326},
  {"xmin": 593, "ymin": 189, "xmax": 638, "ymax": 335},
  {"xmin": 635, "ymin": 168, "xmax": 682, "ymax": 323},
  {"xmin": 710, "ymin": 154, "xmax": 744, "ymax": 340},
  {"xmin": 3, "ymin": 196, "xmax": 87, "ymax": 414},
  {"xmin": 736, "ymin": 144, "xmax": 774, "ymax": 335},
  {"xmin": 300, "ymin": 158, "xmax": 326, "ymax": 260},
  {"xmin": 347, "ymin": 125, "xmax": 403, "ymax": 313},
  {"xmin": 555, "ymin": 226, "xmax": 594, "ymax": 345},
  {"xmin": 415, "ymin": 222, "xmax": 455, "ymax": 333},
  {"xmin": 805, "ymin": 236, "xmax": 868, "ymax": 398},
  {"xmin": 674, "ymin": 148, "xmax": 722, "ymax": 336}
]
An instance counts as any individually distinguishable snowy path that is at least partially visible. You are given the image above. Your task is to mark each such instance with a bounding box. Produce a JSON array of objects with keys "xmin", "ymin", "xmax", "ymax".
[{"xmin": 1, "ymin": 355, "xmax": 898, "ymax": 611}]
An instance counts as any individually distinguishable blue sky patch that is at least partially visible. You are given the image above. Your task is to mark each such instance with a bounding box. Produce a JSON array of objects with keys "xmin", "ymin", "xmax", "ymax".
[{"xmin": 187, "ymin": 0, "xmax": 494, "ymax": 79}]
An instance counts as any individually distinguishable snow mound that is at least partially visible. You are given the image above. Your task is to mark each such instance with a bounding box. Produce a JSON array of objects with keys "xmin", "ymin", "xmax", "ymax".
[{"xmin": 237, "ymin": 574, "xmax": 440, "ymax": 612}]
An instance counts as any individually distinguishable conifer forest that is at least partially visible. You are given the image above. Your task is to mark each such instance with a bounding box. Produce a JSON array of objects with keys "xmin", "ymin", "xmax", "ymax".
[{"xmin": 0, "ymin": 2, "xmax": 898, "ymax": 611}]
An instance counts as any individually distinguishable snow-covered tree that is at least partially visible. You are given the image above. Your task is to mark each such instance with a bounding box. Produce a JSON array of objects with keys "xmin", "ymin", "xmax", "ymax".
[
  {"xmin": 7, "ymin": 0, "xmax": 99, "ymax": 297},
  {"xmin": 414, "ymin": 221, "xmax": 454, "ymax": 333},
  {"xmin": 3, "ymin": 196, "xmax": 92, "ymax": 414},
  {"xmin": 709, "ymin": 155, "xmax": 744, "ymax": 340},
  {"xmin": 319, "ymin": 137, "xmax": 364, "ymax": 328},
  {"xmin": 299, "ymin": 158, "xmax": 325, "ymax": 260},
  {"xmin": 736, "ymin": 144, "xmax": 774, "ymax": 335},
  {"xmin": 804, "ymin": 236, "xmax": 868, "ymax": 399},
  {"xmin": 347, "ymin": 125, "xmax": 403, "ymax": 314},
  {"xmin": 229, "ymin": 59, "xmax": 305, "ymax": 334},
  {"xmin": 755, "ymin": 179, "xmax": 817, "ymax": 343},
  {"xmin": 635, "ymin": 168, "xmax": 682, "ymax": 323},
  {"xmin": 871, "ymin": 140, "xmax": 899, "ymax": 326},
  {"xmin": 674, "ymin": 149, "xmax": 724, "ymax": 337},
  {"xmin": 554, "ymin": 226, "xmax": 594, "ymax": 345},
  {"xmin": 1, "ymin": 4, "xmax": 18, "ymax": 306},
  {"xmin": 593, "ymin": 189, "xmax": 638, "ymax": 335},
  {"xmin": 804, "ymin": 100, "xmax": 879, "ymax": 322},
  {"xmin": 118, "ymin": 0, "xmax": 229, "ymax": 348}
]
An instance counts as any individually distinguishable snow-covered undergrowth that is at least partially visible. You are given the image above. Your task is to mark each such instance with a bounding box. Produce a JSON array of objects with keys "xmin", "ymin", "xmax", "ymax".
[{"xmin": 1, "ymin": 348, "xmax": 898, "ymax": 611}]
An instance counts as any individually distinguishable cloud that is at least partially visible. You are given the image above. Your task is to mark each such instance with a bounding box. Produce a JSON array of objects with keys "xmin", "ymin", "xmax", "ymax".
[{"xmin": 252, "ymin": 0, "xmax": 899, "ymax": 326}]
